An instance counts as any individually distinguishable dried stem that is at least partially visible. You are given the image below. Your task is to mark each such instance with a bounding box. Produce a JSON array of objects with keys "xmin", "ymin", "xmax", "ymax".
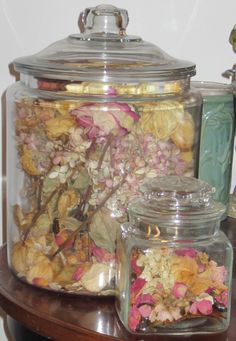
[
  {"xmin": 50, "ymin": 174, "xmax": 126, "ymax": 260},
  {"xmin": 23, "ymin": 187, "xmax": 61, "ymax": 242},
  {"xmin": 74, "ymin": 184, "xmax": 93, "ymax": 220},
  {"xmin": 23, "ymin": 165, "xmax": 80, "ymax": 242},
  {"xmin": 97, "ymin": 134, "xmax": 113, "ymax": 171}
]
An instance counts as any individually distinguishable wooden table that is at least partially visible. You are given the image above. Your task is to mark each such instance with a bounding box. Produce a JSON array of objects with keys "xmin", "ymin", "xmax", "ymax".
[{"xmin": 0, "ymin": 218, "xmax": 235, "ymax": 341}]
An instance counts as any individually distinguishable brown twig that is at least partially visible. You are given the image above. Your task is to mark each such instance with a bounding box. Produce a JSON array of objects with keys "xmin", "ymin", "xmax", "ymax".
[
  {"xmin": 49, "ymin": 174, "xmax": 126, "ymax": 260},
  {"xmin": 97, "ymin": 134, "xmax": 113, "ymax": 171},
  {"xmin": 23, "ymin": 187, "xmax": 61, "ymax": 242},
  {"xmin": 23, "ymin": 165, "xmax": 80, "ymax": 242}
]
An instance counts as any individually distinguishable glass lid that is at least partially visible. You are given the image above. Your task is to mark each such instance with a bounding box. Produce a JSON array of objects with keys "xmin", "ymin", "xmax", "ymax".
[
  {"xmin": 128, "ymin": 176, "xmax": 225, "ymax": 223},
  {"xmin": 13, "ymin": 4, "xmax": 196, "ymax": 82}
]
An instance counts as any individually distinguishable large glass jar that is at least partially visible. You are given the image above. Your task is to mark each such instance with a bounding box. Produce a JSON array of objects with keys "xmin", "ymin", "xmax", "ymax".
[
  {"xmin": 116, "ymin": 176, "xmax": 233, "ymax": 335},
  {"xmin": 6, "ymin": 5, "xmax": 202, "ymax": 296}
]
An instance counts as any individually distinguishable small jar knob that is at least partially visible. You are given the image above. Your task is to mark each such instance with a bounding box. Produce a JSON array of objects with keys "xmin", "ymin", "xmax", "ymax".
[{"xmin": 78, "ymin": 4, "xmax": 129, "ymax": 36}]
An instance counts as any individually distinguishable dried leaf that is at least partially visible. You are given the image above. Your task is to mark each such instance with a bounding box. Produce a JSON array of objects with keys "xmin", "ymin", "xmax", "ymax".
[
  {"xmin": 89, "ymin": 208, "xmax": 119, "ymax": 253},
  {"xmin": 70, "ymin": 168, "xmax": 91, "ymax": 192},
  {"xmin": 80, "ymin": 263, "xmax": 115, "ymax": 292},
  {"xmin": 63, "ymin": 216, "xmax": 81, "ymax": 231},
  {"xmin": 42, "ymin": 175, "xmax": 60, "ymax": 194},
  {"xmin": 58, "ymin": 190, "xmax": 79, "ymax": 219}
]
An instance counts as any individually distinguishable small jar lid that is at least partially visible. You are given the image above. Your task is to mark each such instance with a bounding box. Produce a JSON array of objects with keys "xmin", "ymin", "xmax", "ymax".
[
  {"xmin": 128, "ymin": 176, "xmax": 225, "ymax": 225},
  {"xmin": 13, "ymin": 4, "xmax": 195, "ymax": 82}
]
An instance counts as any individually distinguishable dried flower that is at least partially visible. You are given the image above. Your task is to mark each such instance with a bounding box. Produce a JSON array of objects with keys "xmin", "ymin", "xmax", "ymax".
[
  {"xmin": 71, "ymin": 102, "xmax": 139, "ymax": 139},
  {"xmin": 172, "ymin": 282, "xmax": 188, "ymax": 298},
  {"xmin": 45, "ymin": 116, "xmax": 76, "ymax": 139}
]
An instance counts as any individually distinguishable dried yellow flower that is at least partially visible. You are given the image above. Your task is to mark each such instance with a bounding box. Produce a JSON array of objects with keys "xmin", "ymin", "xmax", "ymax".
[
  {"xmin": 20, "ymin": 146, "xmax": 41, "ymax": 176},
  {"xmin": 26, "ymin": 259, "xmax": 54, "ymax": 283},
  {"xmin": 171, "ymin": 256, "xmax": 198, "ymax": 286},
  {"xmin": 171, "ymin": 111, "xmax": 195, "ymax": 151},
  {"xmin": 138, "ymin": 101, "xmax": 184, "ymax": 140},
  {"xmin": 45, "ymin": 116, "xmax": 76, "ymax": 139}
]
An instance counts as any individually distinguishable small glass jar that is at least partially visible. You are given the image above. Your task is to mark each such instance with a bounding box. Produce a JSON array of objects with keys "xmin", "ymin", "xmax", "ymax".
[
  {"xmin": 6, "ymin": 5, "xmax": 202, "ymax": 296},
  {"xmin": 116, "ymin": 176, "xmax": 233, "ymax": 335}
]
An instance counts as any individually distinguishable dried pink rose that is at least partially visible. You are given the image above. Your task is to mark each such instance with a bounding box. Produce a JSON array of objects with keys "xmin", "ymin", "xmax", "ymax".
[
  {"xmin": 172, "ymin": 282, "xmax": 188, "ymax": 298},
  {"xmin": 215, "ymin": 290, "xmax": 228, "ymax": 307},
  {"xmin": 131, "ymin": 257, "xmax": 143, "ymax": 276},
  {"xmin": 136, "ymin": 294, "xmax": 155, "ymax": 306},
  {"xmin": 138, "ymin": 304, "xmax": 152, "ymax": 318},
  {"xmin": 209, "ymin": 261, "xmax": 227, "ymax": 284},
  {"xmin": 190, "ymin": 300, "xmax": 213, "ymax": 315},
  {"xmin": 174, "ymin": 247, "xmax": 197, "ymax": 258},
  {"xmin": 197, "ymin": 300, "xmax": 213, "ymax": 315},
  {"xmin": 128, "ymin": 305, "xmax": 141, "ymax": 331},
  {"xmin": 71, "ymin": 102, "xmax": 139, "ymax": 139},
  {"xmin": 131, "ymin": 278, "xmax": 146, "ymax": 302},
  {"xmin": 189, "ymin": 302, "xmax": 198, "ymax": 314}
]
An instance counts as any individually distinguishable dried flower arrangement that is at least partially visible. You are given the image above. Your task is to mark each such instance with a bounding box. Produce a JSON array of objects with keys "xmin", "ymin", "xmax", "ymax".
[
  {"xmin": 10, "ymin": 82, "xmax": 195, "ymax": 295},
  {"xmin": 128, "ymin": 247, "xmax": 229, "ymax": 332}
]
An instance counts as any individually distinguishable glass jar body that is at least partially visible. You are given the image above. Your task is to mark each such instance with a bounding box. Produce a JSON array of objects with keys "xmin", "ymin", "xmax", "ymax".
[
  {"xmin": 6, "ymin": 77, "xmax": 202, "ymax": 296},
  {"xmin": 116, "ymin": 225, "xmax": 233, "ymax": 335}
]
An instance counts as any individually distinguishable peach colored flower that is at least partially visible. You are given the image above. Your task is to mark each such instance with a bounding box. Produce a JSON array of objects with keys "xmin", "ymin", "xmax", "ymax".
[
  {"xmin": 172, "ymin": 282, "xmax": 188, "ymax": 298},
  {"xmin": 171, "ymin": 256, "xmax": 198, "ymax": 286}
]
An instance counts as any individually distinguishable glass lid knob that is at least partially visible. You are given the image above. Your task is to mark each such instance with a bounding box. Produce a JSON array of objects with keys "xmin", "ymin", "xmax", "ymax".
[{"xmin": 79, "ymin": 4, "xmax": 129, "ymax": 35}]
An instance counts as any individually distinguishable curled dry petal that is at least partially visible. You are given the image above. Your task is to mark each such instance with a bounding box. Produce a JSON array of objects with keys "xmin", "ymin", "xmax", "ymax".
[
  {"xmin": 128, "ymin": 305, "xmax": 141, "ymax": 331},
  {"xmin": 80, "ymin": 263, "xmax": 115, "ymax": 293},
  {"xmin": 73, "ymin": 262, "xmax": 91, "ymax": 281},
  {"xmin": 136, "ymin": 294, "xmax": 155, "ymax": 306},
  {"xmin": 131, "ymin": 278, "xmax": 146, "ymax": 303},
  {"xmin": 20, "ymin": 146, "xmax": 41, "ymax": 176},
  {"xmin": 131, "ymin": 257, "xmax": 143, "ymax": 276},
  {"xmin": 209, "ymin": 261, "xmax": 227, "ymax": 284},
  {"xmin": 71, "ymin": 102, "xmax": 139, "ymax": 138}
]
